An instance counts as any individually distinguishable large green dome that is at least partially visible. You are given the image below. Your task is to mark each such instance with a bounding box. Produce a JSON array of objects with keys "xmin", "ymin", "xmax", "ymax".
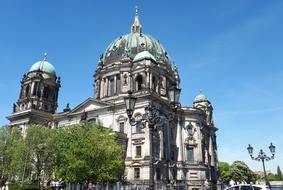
[
  {"xmin": 102, "ymin": 32, "xmax": 173, "ymax": 67},
  {"xmin": 29, "ymin": 60, "xmax": 56, "ymax": 77}
]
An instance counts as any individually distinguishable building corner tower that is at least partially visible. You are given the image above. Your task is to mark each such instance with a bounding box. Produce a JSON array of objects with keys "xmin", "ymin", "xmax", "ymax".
[{"xmin": 7, "ymin": 53, "xmax": 60, "ymax": 132}]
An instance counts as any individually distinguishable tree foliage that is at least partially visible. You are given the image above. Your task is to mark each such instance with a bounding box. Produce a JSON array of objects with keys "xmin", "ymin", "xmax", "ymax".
[
  {"xmin": 219, "ymin": 162, "xmax": 230, "ymax": 184},
  {"xmin": 0, "ymin": 123, "xmax": 124, "ymax": 185},
  {"xmin": 219, "ymin": 161, "xmax": 257, "ymax": 184},
  {"xmin": 229, "ymin": 161, "xmax": 257, "ymax": 183},
  {"xmin": 54, "ymin": 123, "xmax": 124, "ymax": 183},
  {"xmin": 24, "ymin": 125, "xmax": 56, "ymax": 182},
  {"xmin": 0, "ymin": 126, "xmax": 25, "ymax": 179},
  {"xmin": 277, "ymin": 165, "xmax": 282, "ymax": 180}
]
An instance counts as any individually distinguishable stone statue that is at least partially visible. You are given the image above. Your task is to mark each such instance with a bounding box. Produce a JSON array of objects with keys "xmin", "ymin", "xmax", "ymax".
[{"xmin": 13, "ymin": 103, "xmax": 17, "ymax": 112}]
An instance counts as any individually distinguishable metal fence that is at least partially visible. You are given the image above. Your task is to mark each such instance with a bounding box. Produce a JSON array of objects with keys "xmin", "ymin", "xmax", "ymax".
[{"xmin": 65, "ymin": 182, "xmax": 187, "ymax": 190}]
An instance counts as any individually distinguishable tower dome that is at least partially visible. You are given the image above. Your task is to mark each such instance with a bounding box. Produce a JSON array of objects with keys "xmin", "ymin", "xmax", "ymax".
[
  {"xmin": 29, "ymin": 53, "xmax": 56, "ymax": 77},
  {"xmin": 193, "ymin": 90, "xmax": 212, "ymax": 109},
  {"xmin": 194, "ymin": 92, "xmax": 209, "ymax": 103}
]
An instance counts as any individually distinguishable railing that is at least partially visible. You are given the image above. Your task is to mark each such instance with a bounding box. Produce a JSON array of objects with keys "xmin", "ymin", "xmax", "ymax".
[{"xmin": 65, "ymin": 182, "xmax": 187, "ymax": 190}]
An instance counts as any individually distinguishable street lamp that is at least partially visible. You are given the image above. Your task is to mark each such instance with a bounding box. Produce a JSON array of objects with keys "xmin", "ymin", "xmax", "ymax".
[
  {"xmin": 168, "ymin": 83, "xmax": 181, "ymax": 109},
  {"xmin": 247, "ymin": 143, "xmax": 275, "ymax": 186},
  {"xmin": 124, "ymin": 85, "xmax": 180, "ymax": 190}
]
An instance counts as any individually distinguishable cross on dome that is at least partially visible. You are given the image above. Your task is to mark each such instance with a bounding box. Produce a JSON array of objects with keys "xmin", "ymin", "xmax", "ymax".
[{"xmin": 44, "ymin": 52, "xmax": 48, "ymax": 61}]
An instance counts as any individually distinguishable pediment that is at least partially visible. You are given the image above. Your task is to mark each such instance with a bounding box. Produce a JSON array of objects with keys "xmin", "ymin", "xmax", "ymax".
[{"xmin": 70, "ymin": 98, "xmax": 109, "ymax": 113}]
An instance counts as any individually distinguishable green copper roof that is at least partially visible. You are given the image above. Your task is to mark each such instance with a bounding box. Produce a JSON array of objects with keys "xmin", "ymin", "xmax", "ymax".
[
  {"xmin": 29, "ymin": 60, "xmax": 56, "ymax": 76},
  {"xmin": 102, "ymin": 33, "xmax": 173, "ymax": 67},
  {"xmin": 194, "ymin": 93, "xmax": 208, "ymax": 102},
  {"xmin": 133, "ymin": 50, "xmax": 156, "ymax": 62}
]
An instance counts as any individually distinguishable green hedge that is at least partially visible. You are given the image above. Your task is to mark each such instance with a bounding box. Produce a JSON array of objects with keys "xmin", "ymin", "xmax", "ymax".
[{"xmin": 8, "ymin": 183, "xmax": 51, "ymax": 190}]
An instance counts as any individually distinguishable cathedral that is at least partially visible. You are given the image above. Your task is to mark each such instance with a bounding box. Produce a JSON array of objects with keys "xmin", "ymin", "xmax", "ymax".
[{"xmin": 7, "ymin": 7, "xmax": 219, "ymax": 190}]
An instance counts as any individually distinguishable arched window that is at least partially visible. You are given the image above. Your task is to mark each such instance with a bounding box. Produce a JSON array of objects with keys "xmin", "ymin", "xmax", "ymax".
[
  {"xmin": 43, "ymin": 86, "xmax": 51, "ymax": 99},
  {"xmin": 109, "ymin": 78, "xmax": 114, "ymax": 96},
  {"xmin": 135, "ymin": 75, "xmax": 143, "ymax": 91},
  {"xmin": 25, "ymin": 85, "xmax": 30, "ymax": 97}
]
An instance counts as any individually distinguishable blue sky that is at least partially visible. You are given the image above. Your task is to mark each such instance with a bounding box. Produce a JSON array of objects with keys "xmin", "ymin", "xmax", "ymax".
[{"xmin": 0, "ymin": 0, "xmax": 282, "ymax": 173}]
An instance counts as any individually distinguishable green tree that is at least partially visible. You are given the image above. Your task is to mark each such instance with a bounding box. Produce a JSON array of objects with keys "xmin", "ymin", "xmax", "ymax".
[
  {"xmin": 219, "ymin": 162, "xmax": 230, "ymax": 184},
  {"xmin": 228, "ymin": 161, "xmax": 257, "ymax": 183},
  {"xmin": 54, "ymin": 123, "xmax": 124, "ymax": 183},
  {"xmin": 0, "ymin": 126, "xmax": 9, "ymax": 175},
  {"xmin": 277, "ymin": 165, "xmax": 282, "ymax": 180},
  {"xmin": 24, "ymin": 124, "xmax": 56, "ymax": 184},
  {"xmin": 268, "ymin": 173, "xmax": 278, "ymax": 181},
  {"xmin": 0, "ymin": 126, "xmax": 25, "ymax": 180}
]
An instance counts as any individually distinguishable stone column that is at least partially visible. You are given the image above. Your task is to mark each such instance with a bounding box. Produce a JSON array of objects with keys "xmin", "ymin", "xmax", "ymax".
[
  {"xmin": 114, "ymin": 75, "xmax": 117, "ymax": 94},
  {"xmin": 146, "ymin": 71, "xmax": 150, "ymax": 89},
  {"xmin": 144, "ymin": 123, "xmax": 150, "ymax": 156},
  {"xmin": 176, "ymin": 117, "xmax": 183, "ymax": 162},
  {"xmin": 166, "ymin": 123, "xmax": 171, "ymax": 160},
  {"xmin": 105, "ymin": 77, "xmax": 109, "ymax": 97},
  {"xmin": 30, "ymin": 82, "xmax": 35, "ymax": 96},
  {"xmin": 100, "ymin": 79, "xmax": 104, "ymax": 98},
  {"xmin": 126, "ymin": 122, "xmax": 132, "ymax": 158},
  {"xmin": 196, "ymin": 127, "xmax": 203, "ymax": 163},
  {"xmin": 149, "ymin": 73, "xmax": 152, "ymax": 90},
  {"xmin": 159, "ymin": 129, "xmax": 164, "ymax": 159},
  {"xmin": 209, "ymin": 136, "xmax": 215, "ymax": 166}
]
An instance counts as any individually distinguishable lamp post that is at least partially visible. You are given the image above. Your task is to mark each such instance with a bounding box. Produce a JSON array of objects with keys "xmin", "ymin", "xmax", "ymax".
[
  {"xmin": 124, "ymin": 83, "xmax": 181, "ymax": 190},
  {"xmin": 247, "ymin": 143, "xmax": 275, "ymax": 186}
]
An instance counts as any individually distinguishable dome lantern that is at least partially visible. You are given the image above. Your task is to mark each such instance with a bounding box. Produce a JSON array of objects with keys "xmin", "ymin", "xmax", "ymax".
[{"xmin": 132, "ymin": 5, "xmax": 142, "ymax": 34}]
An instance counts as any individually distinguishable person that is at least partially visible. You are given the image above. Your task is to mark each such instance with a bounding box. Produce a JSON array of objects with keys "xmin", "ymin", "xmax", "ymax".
[
  {"xmin": 87, "ymin": 182, "xmax": 93, "ymax": 190},
  {"xmin": 59, "ymin": 179, "xmax": 65, "ymax": 190},
  {"xmin": 229, "ymin": 179, "xmax": 235, "ymax": 187},
  {"xmin": 204, "ymin": 179, "xmax": 210, "ymax": 190},
  {"xmin": 0, "ymin": 178, "xmax": 3, "ymax": 190},
  {"xmin": 50, "ymin": 180, "xmax": 55, "ymax": 190}
]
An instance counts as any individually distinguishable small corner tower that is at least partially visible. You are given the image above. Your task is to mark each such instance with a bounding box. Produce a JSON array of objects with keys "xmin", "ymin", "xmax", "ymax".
[
  {"xmin": 193, "ymin": 90, "xmax": 213, "ymax": 125},
  {"xmin": 7, "ymin": 53, "xmax": 61, "ymax": 130}
]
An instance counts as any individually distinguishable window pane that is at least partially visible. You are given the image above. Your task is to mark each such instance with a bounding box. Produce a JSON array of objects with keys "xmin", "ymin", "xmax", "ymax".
[
  {"xmin": 187, "ymin": 148, "xmax": 194, "ymax": 163},
  {"xmin": 119, "ymin": 122, "xmax": 124, "ymax": 133},
  {"xmin": 136, "ymin": 121, "xmax": 142, "ymax": 133},
  {"xmin": 134, "ymin": 168, "xmax": 140, "ymax": 179},
  {"xmin": 109, "ymin": 79, "xmax": 114, "ymax": 96},
  {"xmin": 136, "ymin": 146, "xmax": 141, "ymax": 157}
]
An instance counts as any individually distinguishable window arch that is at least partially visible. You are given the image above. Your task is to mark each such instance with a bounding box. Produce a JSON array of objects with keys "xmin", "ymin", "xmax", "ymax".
[{"xmin": 116, "ymin": 116, "xmax": 127, "ymax": 133}]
